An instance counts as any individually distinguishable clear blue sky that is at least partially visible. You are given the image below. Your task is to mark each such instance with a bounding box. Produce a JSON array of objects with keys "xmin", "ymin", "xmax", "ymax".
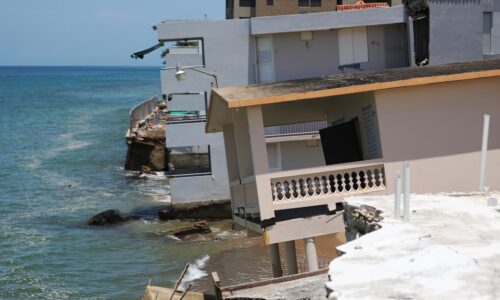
[{"xmin": 0, "ymin": 0, "xmax": 224, "ymax": 66}]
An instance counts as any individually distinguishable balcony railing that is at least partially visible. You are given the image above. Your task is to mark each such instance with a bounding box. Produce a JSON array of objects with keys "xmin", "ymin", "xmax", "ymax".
[
  {"xmin": 129, "ymin": 96, "xmax": 157, "ymax": 130},
  {"xmin": 270, "ymin": 164, "xmax": 386, "ymax": 204},
  {"xmin": 264, "ymin": 120, "xmax": 328, "ymax": 137},
  {"xmin": 232, "ymin": 162, "xmax": 386, "ymax": 224}
]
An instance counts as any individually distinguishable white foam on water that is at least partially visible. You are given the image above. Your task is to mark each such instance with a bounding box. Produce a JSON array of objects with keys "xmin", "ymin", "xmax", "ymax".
[
  {"xmin": 155, "ymin": 197, "xmax": 172, "ymax": 203},
  {"xmin": 166, "ymin": 235, "xmax": 181, "ymax": 241},
  {"xmin": 139, "ymin": 172, "xmax": 167, "ymax": 180},
  {"xmin": 180, "ymin": 255, "xmax": 210, "ymax": 290}
]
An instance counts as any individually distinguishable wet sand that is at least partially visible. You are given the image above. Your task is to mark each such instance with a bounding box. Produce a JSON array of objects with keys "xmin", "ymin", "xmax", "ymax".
[{"xmin": 190, "ymin": 221, "xmax": 346, "ymax": 293}]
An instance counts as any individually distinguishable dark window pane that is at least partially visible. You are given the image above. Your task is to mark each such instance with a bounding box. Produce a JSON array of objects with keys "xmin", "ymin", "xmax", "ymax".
[
  {"xmin": 299, "ymin": 0, "xmax": 309, "ymax": 6},
  {"xmin": 267, "ymin": 0, "xmax": 274, "ymax": 5},
  {"xmin": 167, "ymin": 145, "xmax": 211, "ymax": 176},
  {"xmin": 311, "ymin": 0, "xmax": 322, "ymax": 7},
  {"xmin": 240, "ymin": 0, "xmax": 256, "ymax": 7}
]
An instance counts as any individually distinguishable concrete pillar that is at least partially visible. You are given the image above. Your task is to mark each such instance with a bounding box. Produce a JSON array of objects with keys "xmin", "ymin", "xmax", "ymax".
[
  {"xmin": 303, "ymin": 238, "xmax": 319, "ymax": 272},
  {"xmin": 222, "ymin": 124, "xmax": 240, "ymax": 183},
  {"xmin": 284, "ymin": 241, "xmax": 298, "ymax": 275},
  {"xmin": 269, "ymin": 243, "xmax": 283, "ymax": 278},
  {"xmin": 246, "ymin": 106, "xmax": 269, "ymax": 175},
  {"xmin": 232, "ymin": 109, "xmax": 254, "ymax": 179}
]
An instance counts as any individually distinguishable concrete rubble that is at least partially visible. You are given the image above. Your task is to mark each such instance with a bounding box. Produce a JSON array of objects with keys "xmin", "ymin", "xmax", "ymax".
[
  {"xmin": 327, "ymin": 193, "xmax": 500, "ymax": 300},
  {"xmin": 125, "ymin": 100, "xmax": 169, "ymax": 172}
]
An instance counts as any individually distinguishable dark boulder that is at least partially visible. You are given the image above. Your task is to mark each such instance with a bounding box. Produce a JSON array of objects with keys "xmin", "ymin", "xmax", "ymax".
[
  {"xmin": 86, "ymin": 210, "xmax": 125, "ymax": 226},
  {"xmin": 158, "ymin": 206, "xmax": 175, "ymax": 220}
]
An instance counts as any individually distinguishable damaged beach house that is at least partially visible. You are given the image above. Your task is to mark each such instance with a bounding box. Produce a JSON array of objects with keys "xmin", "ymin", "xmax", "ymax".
[
  {"xmin": 130, "ymin": 0, "xmax": 500, "ymax": 292},
  {"xmin": 206, "ymin": 58, "xmax": 500, "ymax": 281},
  {"xmin": 129, "ymin": 0, "xmax": 500, "ymax": 208}
]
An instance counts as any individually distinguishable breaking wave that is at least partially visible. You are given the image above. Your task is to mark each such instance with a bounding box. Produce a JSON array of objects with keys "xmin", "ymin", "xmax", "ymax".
[{"xmin": 180, "ymin": 255, "xmax": 210, "ymax": 289}]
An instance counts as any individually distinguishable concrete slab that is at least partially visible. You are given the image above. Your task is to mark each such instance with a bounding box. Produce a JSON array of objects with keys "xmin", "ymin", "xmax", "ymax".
[
  {"xmin": 327, "ymin": 193, "xmax": 500, "ymax": 300},
  {"xmin": 225, "ymin": 271, "xmax": 328, "ymax": 300}
]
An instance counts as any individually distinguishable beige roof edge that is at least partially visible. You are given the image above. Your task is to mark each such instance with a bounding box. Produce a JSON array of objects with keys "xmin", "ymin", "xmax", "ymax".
[{"xmin": 220, "ymin": 69, "xmax": 500, "ymax": 108}]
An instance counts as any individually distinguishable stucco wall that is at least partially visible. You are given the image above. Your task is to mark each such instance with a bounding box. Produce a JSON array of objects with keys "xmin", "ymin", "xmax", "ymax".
[
  {"xmin": 156, "ymin": 20, "xmax": 253, "ymax": 203},
  {"xmin": 277, "ymin": 140, "xmax": 326, "ymax": 170},
  {"xmin": 428, "ymin": 0, "xmax": 484, "ymax": 64},
  {"xmin": 375, "ymin": 76, "xmax": 500, "ymax": 192},
  {"xmin": 166, "ymin": 122, "xmax": 230, "ymax": 203},
  {"xmin": 492, "ymin": 12, "xmax": 500, "ymax": 55},
  {"xmin": 271, "ymin": 25, "xmax": 408, "ymax": 82}
]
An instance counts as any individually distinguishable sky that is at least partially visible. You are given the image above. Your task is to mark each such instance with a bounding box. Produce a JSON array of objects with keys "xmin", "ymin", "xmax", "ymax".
[{"xmin": 0, "ymin": 0, "xmax": 225, "ymax": 66}]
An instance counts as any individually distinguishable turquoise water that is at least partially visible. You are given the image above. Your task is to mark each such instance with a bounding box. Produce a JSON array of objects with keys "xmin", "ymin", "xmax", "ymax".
[{"xmin": 0, "ymin": 67, "xmax": 259, "ymax": 299}]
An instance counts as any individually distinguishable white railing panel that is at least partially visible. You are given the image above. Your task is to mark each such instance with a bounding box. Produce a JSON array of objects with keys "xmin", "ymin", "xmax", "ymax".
[
  {"xmin": 270, "ymin": 164, "xmax": 386, "ymax": 203},
  {"xmin": 129, "ymin": 96, "xmax": 157, "ymax": 129}
]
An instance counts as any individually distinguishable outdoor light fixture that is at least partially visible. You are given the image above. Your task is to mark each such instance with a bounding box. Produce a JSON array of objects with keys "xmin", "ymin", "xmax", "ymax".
[
  {"xmin": 175, "ymin": 65, "xmax": 187, "ymax": 81},
  {"xmin": 167, "ymin": 64, "xmax": 219, "ymax": 88}
]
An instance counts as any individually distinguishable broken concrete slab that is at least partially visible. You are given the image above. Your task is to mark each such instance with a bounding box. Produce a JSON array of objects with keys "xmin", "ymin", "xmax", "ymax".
[
  {"xmin": 167, "ymin": 221, "xmax": 212, "ymax": 240},
  {"xmin": 326, "ymin": 194, "xmax": 500, "ymax": 299}
]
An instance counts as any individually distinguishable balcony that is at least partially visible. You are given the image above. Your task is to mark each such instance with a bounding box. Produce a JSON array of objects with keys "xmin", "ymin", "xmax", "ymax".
[{"xmin": 230, "ymin": 162, "xmax": 386, "ymax": 244}]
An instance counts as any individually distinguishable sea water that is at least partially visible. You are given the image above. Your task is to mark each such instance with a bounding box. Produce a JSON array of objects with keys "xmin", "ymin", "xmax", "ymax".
[
  {"xmin": 0, "ymin": 66, "xmax": 264, "ymax": 299},
  {"xmin": 0, "ymin": 66, "xmax": 342, "ymax": 299}
]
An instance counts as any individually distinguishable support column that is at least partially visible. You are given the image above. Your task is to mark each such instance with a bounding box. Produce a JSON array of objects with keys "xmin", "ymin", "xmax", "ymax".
[
  {"xmin": 304, "ymin": 238, "xmax": 319, "ymax": 272},
  {"xmin": 246, "ymin": 106, "xmax": 269, "ymax": 175},
  {"xmin": 284, "ymin": 241, "xmax": 298, "ymax": 275},
  {"xmin": 269, "ymin": 243, "xmax": 283, "ymax": 278}
]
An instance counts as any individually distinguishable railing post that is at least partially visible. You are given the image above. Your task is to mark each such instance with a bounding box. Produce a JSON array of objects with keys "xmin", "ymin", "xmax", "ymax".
[
  {"xmin": 480, "ymin": 114, "xmax": 490, "ymax": 193},
  {"xmin": 403, "ymin": 162, "xmax": 410, "ymax": 222},
  {"xmin": 394, "ymin": 172, "xmax": 401, "ymax": 219}
]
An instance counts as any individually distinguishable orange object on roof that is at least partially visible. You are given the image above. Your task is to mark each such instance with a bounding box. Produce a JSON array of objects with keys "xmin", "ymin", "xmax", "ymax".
[{"xmin": 336, "ymin": 0, "xmax": 389, "ymax": 11}]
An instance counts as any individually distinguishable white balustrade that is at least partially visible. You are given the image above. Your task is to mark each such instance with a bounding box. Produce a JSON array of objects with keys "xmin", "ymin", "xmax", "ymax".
[{"xmin": 270, "ymin": 164, "xmax": 386, "ymax": 203}]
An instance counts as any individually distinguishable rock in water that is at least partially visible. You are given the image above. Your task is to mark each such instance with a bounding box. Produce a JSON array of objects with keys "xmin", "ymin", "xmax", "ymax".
[
  {"xmin": 168, "ymin": 221, "xmax": 212, "ymax": 239},
  {"xmin": 158, "ymin": 207, "xmax": 175, "ymax": 220},
  {"xmin": 86, "ymin": 210, "xmax": 125, "ymax": 225}
]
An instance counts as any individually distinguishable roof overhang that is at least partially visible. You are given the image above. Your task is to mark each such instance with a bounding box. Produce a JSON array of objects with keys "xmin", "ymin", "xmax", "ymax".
[{"xmin": 206, "ymin": 59, "xmax": 500, "ymax": 133}]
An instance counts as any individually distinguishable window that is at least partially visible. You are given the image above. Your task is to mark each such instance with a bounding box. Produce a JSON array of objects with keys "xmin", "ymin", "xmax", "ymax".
[
  {"xmin": 165, "ymin": 92, "xmax": 208, "ymax": 124},
  {"xmin": 240, "ymin": 0, "xmax": 256, "ymax": 7},
  {"xmin": 267, "ymin": 0, "xmax": 274, "ymax": 5},
  {"xmin": 167, "ymin": 145, "xmax": 211, "ymax": 177},
  {"xmin": 338, "ymin": 27, "xmax": 368, "ymax": 66},
  {"xmin": 311, "ymin": 0, "xmax": 322, "ymax": 7},
  {"xmin": 267, "ymin": 143, "xmax": 281, "ymax": 171},
  {"xmin": 299, "ymin": 0, "xmax": 322, "ymax": 7},
  {"xmin": 362, "ymin": 105, "xmax": 380, "ymax": 158},
  {"xmin": 483, "ymin": 12, "xmax": 493, "ymax": 55}
]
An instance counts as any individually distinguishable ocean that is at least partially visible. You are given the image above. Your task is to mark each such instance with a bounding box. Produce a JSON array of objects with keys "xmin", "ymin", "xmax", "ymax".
[
  {"xmin": 0, "ymin": 66, "xmax": 271, "ymax": 299},
  {"xmin": 0, "ymin": 66, "xmax": 342, "ymax": 299}
]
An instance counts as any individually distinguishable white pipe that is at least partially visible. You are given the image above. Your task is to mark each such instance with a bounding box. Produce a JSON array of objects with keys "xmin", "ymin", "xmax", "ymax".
[
  {"xmin": 480, "ymin": 114, "xmax": 490, "ymax": 193},
  {"xmin": 394, "ymin": 173, "xmax": 401, "ymax": 219},
  {"xmin": 304, "ymin": 238, "xmax": 319, "ymax": 272},
  {"xmin": 403, "ymin": 162, "xmax": 410, "ymax": 222}
]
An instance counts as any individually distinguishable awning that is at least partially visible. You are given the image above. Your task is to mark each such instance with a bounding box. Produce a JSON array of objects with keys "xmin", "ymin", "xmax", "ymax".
[{"xmin": 130, "ymin": 42, "xmax": 164, "ymax": 59}]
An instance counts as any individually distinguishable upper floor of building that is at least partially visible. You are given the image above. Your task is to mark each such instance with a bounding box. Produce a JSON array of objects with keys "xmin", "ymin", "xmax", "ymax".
[{"xmin": 225, "ymin": 0, "xmax": 403, "ymax": 19}]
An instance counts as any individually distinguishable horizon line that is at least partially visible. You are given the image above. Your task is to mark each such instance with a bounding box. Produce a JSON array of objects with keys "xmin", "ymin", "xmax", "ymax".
[{"xmin": 0, "ymin": 64, "xmax": 164, "ymax": 68}]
